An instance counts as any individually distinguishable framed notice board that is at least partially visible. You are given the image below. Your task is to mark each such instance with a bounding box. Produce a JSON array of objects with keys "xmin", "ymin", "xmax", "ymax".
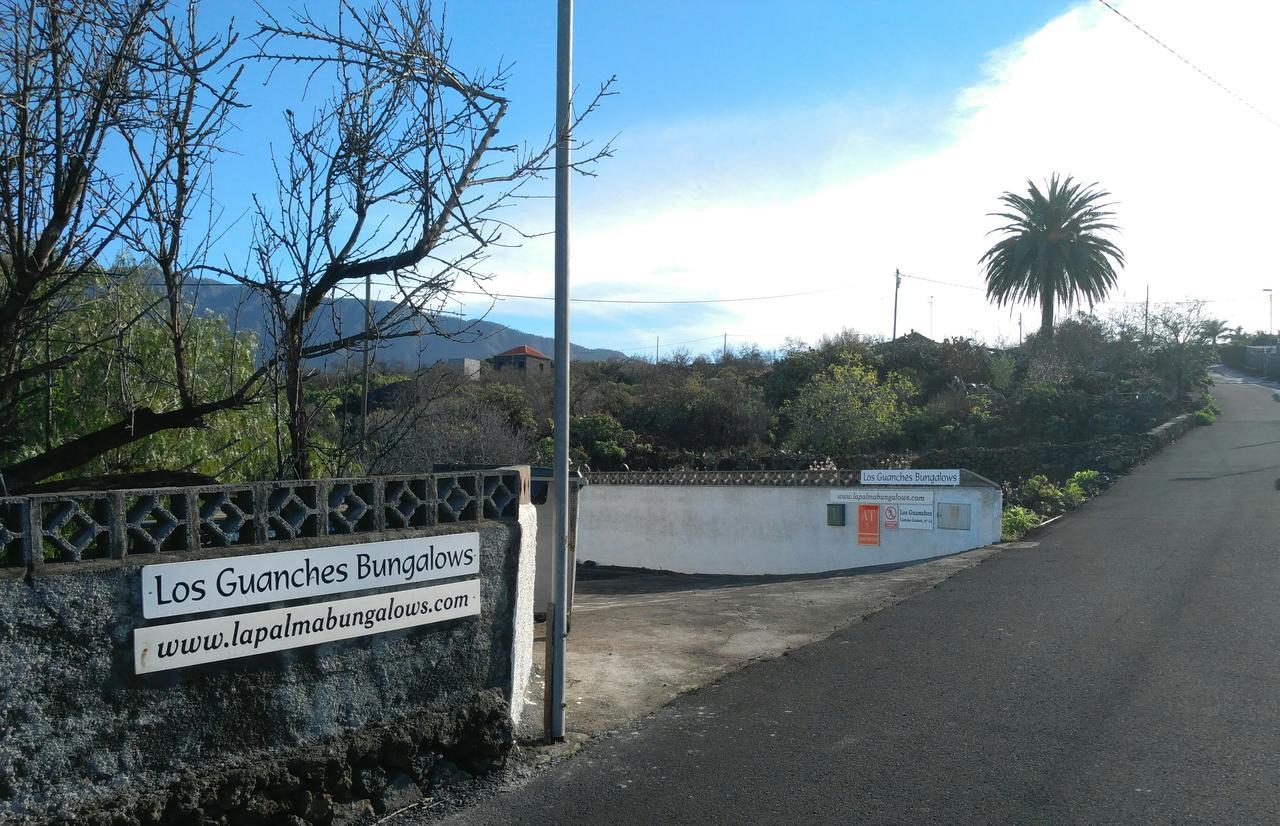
[{"xmin": 857, "ymin": 504, "xmax": 880, "ymax": 546}]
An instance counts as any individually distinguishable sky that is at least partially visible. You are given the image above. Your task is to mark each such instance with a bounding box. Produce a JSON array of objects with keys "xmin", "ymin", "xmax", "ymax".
[{"xmin": 211, "ymin": 0, "xmax": 1280, "ymax": 358}]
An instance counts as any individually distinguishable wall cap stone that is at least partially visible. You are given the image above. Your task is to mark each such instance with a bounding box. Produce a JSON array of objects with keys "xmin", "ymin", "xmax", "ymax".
[
  {"xmin": 0, "ymin": 469, "xmax": 531, "ymax": 573},
  {"xmin": 585, "ymin": 468, "xmax": 999, "ymax": 489}
]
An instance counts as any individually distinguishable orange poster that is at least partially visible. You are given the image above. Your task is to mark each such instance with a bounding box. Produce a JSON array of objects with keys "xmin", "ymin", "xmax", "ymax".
[{"xmin": 857, "ymin": 504, "xmax": 880, "ymax": 546}]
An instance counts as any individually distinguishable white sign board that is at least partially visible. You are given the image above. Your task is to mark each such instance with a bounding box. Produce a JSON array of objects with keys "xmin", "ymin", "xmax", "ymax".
[
  {"xmin": 897, "ymin": 504, "xmax": 935, "ymax": 530},
  {"xmin": 141, "ymin": 532, "xmax": 480, "ymax": 619},
  {"xmin": 831, "ymin": 489, "xmax": 934, "ymax": 506},
  {"xmin": 860, "ymin": 469, "xmax": 960, "ymax": 486},
  {"xmin": 134, "ymin": 579, "xmax": 480, "ymax": 674}
]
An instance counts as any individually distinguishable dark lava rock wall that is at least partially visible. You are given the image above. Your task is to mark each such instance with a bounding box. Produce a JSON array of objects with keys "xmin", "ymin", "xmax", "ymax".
[{"xmin": 0, "ymin": 520, "xmax": 526, "ymax": 825}]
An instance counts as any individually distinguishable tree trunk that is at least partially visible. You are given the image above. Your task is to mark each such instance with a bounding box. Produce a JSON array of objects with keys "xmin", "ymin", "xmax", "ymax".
[
  {"xmin": 1, "ymin": 399, "xmax": 239, "ymax": 492},
  {"xmin": 283, "ymin": 332, "xmax": 312, "ymax": 480},
  {"xmin": 1040, "ymin": 290, "xmax": 1055, "ymax": 340}
]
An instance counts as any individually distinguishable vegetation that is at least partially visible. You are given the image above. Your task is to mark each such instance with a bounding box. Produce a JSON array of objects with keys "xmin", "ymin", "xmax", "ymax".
[
  {"xmin": 0, "ymin": 0, "xmax": 610, "ymax": 490},
  {"xmin": 1001, "ymin": 506, "xmax": 1042, "ymax": 542},
  {"xmin": 4, "ymin": 268, "xmax": 279, "ymax": 483},
  {"xmin": 1193, "ymin": 392, "xmax": 1221, "ymax": 426},
  {"xmin": 782, "ymin": 356, "xmax": 915, "ymax": 455},
  {"xmin": 332, "ymin": 300, "xmax": 1224, "ymax": 496},
  {"xmin": 0, "ymin": 55, "xmax": 1225, "ymax": 510},
  {"xmin": 1000, "ymin": 467, "xmax": 1117, "ymax": 540},
  {"xmin": 981, "ymin": 175, "xmax": 1125, "ymax": 339}
]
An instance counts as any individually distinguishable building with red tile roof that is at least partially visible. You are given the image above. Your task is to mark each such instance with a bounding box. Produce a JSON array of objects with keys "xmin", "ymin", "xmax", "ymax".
[{"xmin": 490, "ymin": 344, "xmax": 553, "ymax": 374}]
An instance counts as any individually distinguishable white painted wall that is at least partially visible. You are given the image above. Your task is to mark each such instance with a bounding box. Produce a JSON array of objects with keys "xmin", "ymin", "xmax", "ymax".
[
  {"xmin": 533, "ymin": 488, "xmax": 579, "ymax": 615},
  {"xmin": 507, "ymin": 502, "xmax": 537, "ymax": 727},
  {"xmin": 575, "ymin": 485, "xmax": 1001, "ymax": 576}
]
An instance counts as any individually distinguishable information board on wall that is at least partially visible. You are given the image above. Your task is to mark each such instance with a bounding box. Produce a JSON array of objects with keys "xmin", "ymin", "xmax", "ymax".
[
  {"xmin": 135, "ymin": 579, "xmax": 480, "ymax": 674},
  {"xmin": 831, "ymin": 489, "xmax": 934, "ymax": 506},
  {"xmin": 857, "ymin": 505, "xmax": 880, "ymax": 546},
  {"xmin": 134, "ymin": 532, "xmax": 482, "ymax": 673},
  {"xmin": 859, "ymin": 469, "xmax": 960, "ymax": 486},
  {"xmin": 894, "ymin": 504, "xmax": 935, "ymax": 530},
  {"xmin": 141, "ymin": 533, "xmax": 480, "ymax": 619}
]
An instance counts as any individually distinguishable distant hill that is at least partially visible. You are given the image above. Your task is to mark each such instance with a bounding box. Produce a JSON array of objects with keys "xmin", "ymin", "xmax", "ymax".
[{"xmin": 186, "ymin": 280, "xmax": 625, "ymax": 368}]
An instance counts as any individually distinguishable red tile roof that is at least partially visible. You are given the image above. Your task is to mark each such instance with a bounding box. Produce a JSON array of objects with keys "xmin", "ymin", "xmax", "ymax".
[{"xmin": 495, "ymin": 344, "xmax": 551, "ymax": 359}]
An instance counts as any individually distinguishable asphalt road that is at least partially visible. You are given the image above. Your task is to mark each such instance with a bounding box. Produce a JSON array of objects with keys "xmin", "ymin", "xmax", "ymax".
[{"xmin": 442, "ymin": 374, "xmax": 1280, "ymax": 825}]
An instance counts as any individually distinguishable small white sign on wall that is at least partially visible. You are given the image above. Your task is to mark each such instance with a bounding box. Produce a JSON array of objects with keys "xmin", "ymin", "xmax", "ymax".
[
  {"xmin": 141, "ymin": 532, "xmax": 480, "ymax": 619},
  {"xmin": 897, "ymin": 504, "xmax": 935, "ymax": 530},
  {"xmin": 860, "ymin": 469, "xmax": 960, "ymax": 486},
  {"xmin": 134, "ymin": 579, "xmax": 481, "ymax": 674},
  {"xmin": 831, "ymin": 489, "xmax": 934, "ymax": 506}
]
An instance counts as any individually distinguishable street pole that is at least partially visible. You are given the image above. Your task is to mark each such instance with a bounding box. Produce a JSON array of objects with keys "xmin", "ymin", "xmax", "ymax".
[
  {"xmin": 891, "ymin": 269, "xmax": 901, "ymax": 341},
  {"xmin": 1144, "ymin": 284, "xmax": 1150, "ymax": 340},
  {"xmin": 654, "ymin": 335, "xmax": 659, "ymax": 364},
  {"xmin": 548, "ymin": 0, "xmax": 572, "ymax": 744},
  {"xmin": 360, "ymin": 274, "xmax": 371, "ymax": 459},
  {"xmin": 929, "ymin": 295, "xmax": 934, "ymax": 339}
]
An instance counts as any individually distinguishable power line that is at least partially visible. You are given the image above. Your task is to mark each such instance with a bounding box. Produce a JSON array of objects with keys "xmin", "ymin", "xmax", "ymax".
[
  {"xmin": 898, "ymin": 272, "xmax": 985, "ymax": 292},
  {"xmin": 451, "ymin": 285, "xmax": 845, "ymax": 306},
  {"xmin": 455, "ymin": 270, "xmax": 988, "ymax": 308},
  {"xmin": 1095, "ymin": 0, "xmax": 1280, "ymax": 129},
  {"xmin": 620, "ymin": 332, "xmax": 754, "ymax": 357}
]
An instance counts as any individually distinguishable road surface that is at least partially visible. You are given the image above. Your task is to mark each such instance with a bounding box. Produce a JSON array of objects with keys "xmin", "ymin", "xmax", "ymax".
[{"xmin": 442, "ymin": 374, "xmax": 1280, "ymax": 824}]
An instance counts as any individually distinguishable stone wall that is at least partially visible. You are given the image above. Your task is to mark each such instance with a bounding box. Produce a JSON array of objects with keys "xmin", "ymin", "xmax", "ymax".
[{"xmin": 0, "ymin": 470, "xmax": 535, "ymax": 825}]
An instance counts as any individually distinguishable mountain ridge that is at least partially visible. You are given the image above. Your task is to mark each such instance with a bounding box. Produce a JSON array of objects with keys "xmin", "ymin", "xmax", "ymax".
[{"xmin": 187, "ymin": 280, "xmax": 626, "ymax": 367}]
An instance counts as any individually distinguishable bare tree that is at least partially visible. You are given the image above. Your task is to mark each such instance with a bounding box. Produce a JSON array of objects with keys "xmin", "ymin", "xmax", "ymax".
[
  {"xmin": 226, "ymin": 0, "xmax": 612, "ymax": 478},
  {"xmin": 370, "ymin": 382, "xmax": 536, "ymax": 473},
  {"xmin": 0, "ymin": 0, "xmax": 269, "ymax": 490},
  {"xmin": 0, "ymin": 0, "xmax": 611, "ymax": 489},
  {"xmin": 0, "ymin": 0, "xmax": 163, "ymax": 448},
  {"xmin": 120, "ymin": 3, "xmax": 244, "ymax": 411}
]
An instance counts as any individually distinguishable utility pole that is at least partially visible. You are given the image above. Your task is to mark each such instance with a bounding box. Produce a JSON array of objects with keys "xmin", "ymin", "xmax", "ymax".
[
  {"xmin": 360, "ymin": 273, "xmax": 371, "ymax": 460},
  {"xmin": 547, "ymin": 0, "xmax": 572, "ymax": 744},
  {"xmin": 1266, "ymin": 288, "xmax": 1274, "ymax": 340},
  {"xmin": 1143, "ymin": 284, "xmax": 1150, "ymax": 340},
  {"xmin": 1018, "ymin": 313, "xmax": 1023, "ymax": 346},
  {"xmin": 722, "ymin": 333, "xmax": 728, "ymax": 361},
  {"xmin": 891, "ymin": 268, "xmax": 902, "ymax": 341},
  {"xmin": 654, "ymin": 336, "xmax": 659, "ymax": 365},
  {"xmin": 929, "ymin": 295, "xmax": 934, "ymax": 339}
]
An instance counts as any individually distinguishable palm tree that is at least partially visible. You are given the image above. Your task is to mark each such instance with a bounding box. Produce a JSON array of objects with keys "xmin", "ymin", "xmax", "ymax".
[
  {"xmin": 1198, "ymin": 317, "xmax": 1230, "ymax": 345},
  {"xmin": 980, "ymin": 175, "xmax": 1125, "ymax": 340}
]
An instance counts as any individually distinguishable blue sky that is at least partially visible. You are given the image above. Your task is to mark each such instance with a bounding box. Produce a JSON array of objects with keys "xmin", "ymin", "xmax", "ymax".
[{"xmin": 200, "ymin": 1, "xmax": 1280, "ymax": 356}]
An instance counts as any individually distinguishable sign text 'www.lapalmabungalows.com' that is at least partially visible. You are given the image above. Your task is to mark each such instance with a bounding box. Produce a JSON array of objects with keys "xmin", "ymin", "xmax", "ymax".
[{"xmin": 134, "ymin": 579, "xmax": 481, "ymax": 674}]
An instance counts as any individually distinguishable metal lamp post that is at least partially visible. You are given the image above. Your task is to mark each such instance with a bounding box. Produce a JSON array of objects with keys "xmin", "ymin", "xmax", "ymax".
[
  {"xmin": 1265, "ymin": 288, "xmax": 1274, "ymax": 341},
  {"xmin": 547, "ymin": 0, "xmax": 573, "ymax": 744}
]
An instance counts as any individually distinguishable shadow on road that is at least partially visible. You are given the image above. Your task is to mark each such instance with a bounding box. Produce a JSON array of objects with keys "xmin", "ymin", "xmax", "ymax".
[
  {"xmin": 575, "ymin": 559, "xmax": 961, "ymax": 597},
  {"xmin": 1212, "ymin": 364, "xmax": 1280, "ymax": 392},
  {"xmin": 1169, "ymin": 463, "xmax": 1280, "ymax": 482}
]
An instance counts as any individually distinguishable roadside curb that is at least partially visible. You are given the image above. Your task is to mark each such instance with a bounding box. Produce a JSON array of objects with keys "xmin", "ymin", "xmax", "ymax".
[
  {"xmin": 1010, "ymin": 410, "xmax": 1201, "ymax": 542},
  {"xmin": 1144, "ymin": 412, "xmax": 1195, "ymax": 447}
]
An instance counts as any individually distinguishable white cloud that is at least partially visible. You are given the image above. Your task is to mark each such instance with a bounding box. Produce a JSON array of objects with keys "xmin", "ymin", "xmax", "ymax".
[{"xmin": 458, "ymin": 0, "xmax": 1280, "ymax": 352}]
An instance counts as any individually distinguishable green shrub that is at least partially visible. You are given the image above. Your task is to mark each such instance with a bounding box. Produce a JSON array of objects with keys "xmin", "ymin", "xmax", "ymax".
[
  {"xmin": 989, "ymin": 353, "xmax": 1016, "ymax": 390},
  {"xmin": 1066, "ymin": 469, "xmax": 1107, "ymax": 497},
  {"xmin": 781, "ymin": 355, "xmax": 916, "ymax": 455},
  {"xmin": 1001, "ymin": 505, "xmax": 1041, "ymax": 541},
  {"xmin": 1193, "ymin": 407, "xmax": 1216, "ymax": 426},
  {"xmin": 1015, "ymin": 474, "xmax": 1066, "ymax": 516},
  {"xmin": 1062, "ymin": 481, "xmax": 1085, "ymax": 510}
]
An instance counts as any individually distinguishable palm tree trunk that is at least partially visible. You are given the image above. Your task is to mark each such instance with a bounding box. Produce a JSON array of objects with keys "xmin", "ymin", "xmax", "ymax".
[{"xmin": 1040, "ymin": 291, "xmax": 1055, "ymax": 340}]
